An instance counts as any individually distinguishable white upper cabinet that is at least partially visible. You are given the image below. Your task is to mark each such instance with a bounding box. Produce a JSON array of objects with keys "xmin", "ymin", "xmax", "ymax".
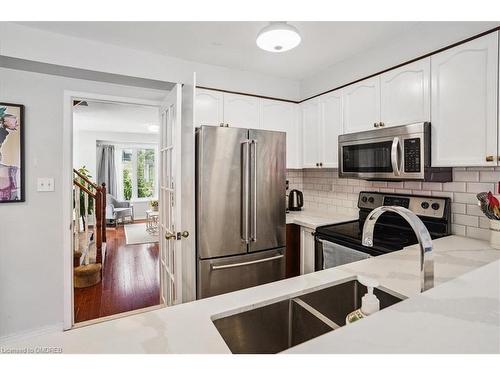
[
  {"xmin": 223, "ymin": 93, "xmax": 261, "ymax": 129},
  {"xmin": 261, "ymin": 99, "xmax": 302, "ymax": 169},
  {"xmin": 343, "ymin": 76, "xmax": 381, "ymax": 133},
  {"xmin": 301, "ymin": 100, "xmax": 321, "ymax": 168},
  {"xmin": 431, "ymin": 32, "xmax": 499, "ymax": 167},
  {"xmin": 319, "ymin": 91, "xmax": 343, "ymax": 168},
  {"xmin": 380, "ymin": 58, "xmax": 430, "ymax": 127},
  {"xmin": 195, "ymin": 88, "xmax": 224, "ymax": 127}
]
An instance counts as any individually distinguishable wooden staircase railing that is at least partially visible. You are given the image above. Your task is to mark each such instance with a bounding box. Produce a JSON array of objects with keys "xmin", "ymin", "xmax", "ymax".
[{"xmin": 73, "ymin": 169, "xmax": 107, "ymax": 264}]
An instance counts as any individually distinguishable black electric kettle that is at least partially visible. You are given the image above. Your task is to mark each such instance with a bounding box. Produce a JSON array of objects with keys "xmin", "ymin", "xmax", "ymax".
[{"xmin": 288, "ymin": 189, "xmax": 304, "ymax": 211}]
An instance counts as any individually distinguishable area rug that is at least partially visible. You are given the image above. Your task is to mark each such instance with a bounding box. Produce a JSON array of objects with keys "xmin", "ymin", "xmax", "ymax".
[{"xmin": 124, "ymin": 223, "xmax": 159, "ymax": 245}]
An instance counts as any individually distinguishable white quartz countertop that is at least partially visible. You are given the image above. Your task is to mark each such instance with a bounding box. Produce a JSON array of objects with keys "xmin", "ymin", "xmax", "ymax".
[
  {"xmin": 285, "ymin": 209, "xmax": 357, "ymax": 229},
  {"xmin": 5, "ymin": 236, "xmax": 500, "ymax": 354}
]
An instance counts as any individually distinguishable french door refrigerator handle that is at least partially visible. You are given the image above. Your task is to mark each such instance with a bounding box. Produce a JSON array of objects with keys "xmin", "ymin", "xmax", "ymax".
[
  {"xmin": 391, "ymin": 137, "xmax": 402, "ymax": 176},
  {"xmin": 251, "ymin": 139, "xmax": 258, "ymax": 242},
  {"xmin": 241, "ymin": 140, "xmax": 251, "ymax": 243},
  {"xmin": 211, "ymin": 254, "xmax": 284, "ymax": 270}
]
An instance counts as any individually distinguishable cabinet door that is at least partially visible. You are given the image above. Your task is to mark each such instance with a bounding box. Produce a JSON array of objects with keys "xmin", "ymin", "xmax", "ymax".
[
  {"xmin": 301, "ymin": 100, "xmax": 321, "ymax": 168},
  {"xmin": 320, "ymin": 91, "xmax": 343, "ymax": 168},
  {"xmin": 261, "ymin": 99, "xmax": 302, "ymax": 169},
  {"xmin": 300, "ymin": 227, "xmax": 315, "ymax": 275},
  {"xmin": 343, "ymin": 76, "xmax": 381, "ymax": 133},
  {"xmin": 431, "ymin": 33, "xmax": 498, "ymax": 167},
  {"xmin": 195, "ymin": 88, "xmax": 223, "ymax": 127},
  {"xmin": 223, "ymin": 92, "xmax": 261, "ymax": 129},
  {"xmin": 381, "ymin": 58, "xmax": 430, "ymax": 127}
]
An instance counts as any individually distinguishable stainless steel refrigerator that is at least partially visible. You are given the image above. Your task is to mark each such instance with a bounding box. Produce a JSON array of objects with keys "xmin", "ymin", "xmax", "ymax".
[{"xmin": 196, "ymin": 125, "xmax": 286, "ymax": 299}]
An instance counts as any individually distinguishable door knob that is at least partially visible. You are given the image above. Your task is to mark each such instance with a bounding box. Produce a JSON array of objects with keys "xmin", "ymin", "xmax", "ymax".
[
  {"xmin": 165, "ymin": 231, "xmax": 176, "ymax": 240},
  {"xmin": 181, "ymin": 231, "xmax": 189, "ymax": 238}
]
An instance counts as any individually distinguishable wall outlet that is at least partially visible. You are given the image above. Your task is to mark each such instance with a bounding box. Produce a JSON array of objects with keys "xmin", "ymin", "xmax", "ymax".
[{"xmin": 37, "ymin": 177, "xmax": 55, "ymax": 192}]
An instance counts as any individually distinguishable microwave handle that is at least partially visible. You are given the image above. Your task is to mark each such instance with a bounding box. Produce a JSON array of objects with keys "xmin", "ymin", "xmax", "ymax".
[{"xmin": 391, "ymin": 137, "xmax": 403, "ymax": 176}]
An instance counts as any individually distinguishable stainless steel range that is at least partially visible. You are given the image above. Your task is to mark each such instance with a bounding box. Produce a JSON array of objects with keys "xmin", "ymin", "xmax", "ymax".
[{"xmin": 314, "ymin": 191, "xmax": 451, "ymax": 271}]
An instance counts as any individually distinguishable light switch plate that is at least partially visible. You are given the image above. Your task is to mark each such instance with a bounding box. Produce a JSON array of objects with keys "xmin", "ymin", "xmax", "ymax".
[{"xmin": 37, "ymin": 177, "xmax": 55, "ymax": 192}]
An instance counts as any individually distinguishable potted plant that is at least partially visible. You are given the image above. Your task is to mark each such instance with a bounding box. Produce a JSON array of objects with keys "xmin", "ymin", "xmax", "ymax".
[{"xmin": 150, "ymin": 199, "xmax": 159, "ymax": 212}]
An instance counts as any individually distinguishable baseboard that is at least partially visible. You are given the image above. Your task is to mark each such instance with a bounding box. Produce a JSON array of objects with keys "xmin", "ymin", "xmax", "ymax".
[{"xmin": 0, "ymin": 323, "xmax": 63, "ymax": 345}]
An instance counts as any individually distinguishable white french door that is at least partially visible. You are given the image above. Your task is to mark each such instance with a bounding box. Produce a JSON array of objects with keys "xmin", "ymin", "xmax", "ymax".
[{"xmin": 159, "ymin": 84, "xmax": 183, "ymax": 306}]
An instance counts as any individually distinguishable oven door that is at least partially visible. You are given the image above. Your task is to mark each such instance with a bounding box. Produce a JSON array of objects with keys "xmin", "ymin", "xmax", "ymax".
[
  {"xmin": 339, "ymin": 133, "xmax": 425, "ymax": 180},
  {"xmin": 315, "ymin": 239, "xmax": 371, "ymax": 270}
]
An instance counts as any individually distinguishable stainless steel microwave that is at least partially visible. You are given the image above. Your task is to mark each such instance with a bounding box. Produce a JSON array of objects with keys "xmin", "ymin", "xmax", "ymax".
[{"xmin": 338, "ymin": 122, "xmax": 451, "ymax": 181}]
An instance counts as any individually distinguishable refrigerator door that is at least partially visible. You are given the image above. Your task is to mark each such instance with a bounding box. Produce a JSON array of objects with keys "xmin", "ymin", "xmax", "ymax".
[
  {"xmin": 197, "ymin": 248, "xmax": 286, "ymax": 299},
  {"xmin": 197, "ymin": 126, "xmax": 250, "ymax": 259},
  {"xmin": 248, "ymin": 129, "xmax": 286, "ymax": 253}
]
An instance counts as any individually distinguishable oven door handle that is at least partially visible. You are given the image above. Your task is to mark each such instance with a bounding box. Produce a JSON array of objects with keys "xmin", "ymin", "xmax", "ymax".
[{"xmin": 391, "ymin": 137, "xmax": 403, "ymax": 176}]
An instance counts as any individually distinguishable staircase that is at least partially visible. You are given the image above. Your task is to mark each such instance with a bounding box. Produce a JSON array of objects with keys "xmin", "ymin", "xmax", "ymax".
[{"xmin": 73, "ymin": 169, "xmax": 107, "ymax": 288}]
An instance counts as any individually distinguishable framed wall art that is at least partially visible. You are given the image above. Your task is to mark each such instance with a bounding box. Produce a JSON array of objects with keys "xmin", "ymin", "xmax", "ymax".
[{"xmin": 0, "ymin": 103, "xmax": 25, "ymax": 203}]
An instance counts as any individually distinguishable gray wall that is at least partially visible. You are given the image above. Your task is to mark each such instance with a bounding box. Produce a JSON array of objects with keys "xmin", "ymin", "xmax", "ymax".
[{"xmin": 0, "ymin": 66, "xmax": 166, "ymax": 340}]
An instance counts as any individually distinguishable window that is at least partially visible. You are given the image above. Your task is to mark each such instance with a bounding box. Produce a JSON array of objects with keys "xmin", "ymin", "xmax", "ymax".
[{"xmin": 118, "ymin": 146, "xmax": 158, "ymax": 201}]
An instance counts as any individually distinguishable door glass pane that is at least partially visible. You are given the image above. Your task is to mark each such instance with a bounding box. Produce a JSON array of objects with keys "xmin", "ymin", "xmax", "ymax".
[{"xmin": 342, "ymin": 141, "xmax": 393, "ymax": 173}]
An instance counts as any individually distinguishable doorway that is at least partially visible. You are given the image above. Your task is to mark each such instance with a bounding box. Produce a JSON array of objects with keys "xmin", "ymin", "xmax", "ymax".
[
  {"xmin": 63, "ymin": 80, "xmax": 196, "ymax": 329},
  {"xmin": 69, "ymin": 95, "xmax": 164, "ymax": 326}
]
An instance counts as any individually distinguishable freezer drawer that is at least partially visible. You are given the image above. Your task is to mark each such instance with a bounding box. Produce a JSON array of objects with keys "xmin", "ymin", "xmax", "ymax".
[{"xmin": 197, "ymin": 248, "xmax": 286, "ymax": 299}]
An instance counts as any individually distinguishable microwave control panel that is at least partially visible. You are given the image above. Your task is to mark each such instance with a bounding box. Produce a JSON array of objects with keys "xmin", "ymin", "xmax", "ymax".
[{"xmin": 404, "ymin": 138, "xmax": 421, "ymax": 173}]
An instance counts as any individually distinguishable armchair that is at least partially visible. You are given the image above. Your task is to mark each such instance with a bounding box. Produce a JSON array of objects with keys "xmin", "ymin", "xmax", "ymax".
[{"xmin": 106, "ymin": 194, "xmax": 134, "ymax": 226}]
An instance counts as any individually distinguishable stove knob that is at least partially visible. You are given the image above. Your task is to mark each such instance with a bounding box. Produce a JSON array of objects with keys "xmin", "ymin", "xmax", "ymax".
[
  {"xmin": 361, "ymin": 196, "xmax": 368, "ymax": 203},
  {"xmin": 421, "ymin": 202, "xmax": 429, "ymax": 209},
  {"xmin": 368, "ymin": 197, "xmax": 375, "ymax": 204},
  {"xmin": 431, "ymin": 203, "xmax": 440, "ymax": 210}
]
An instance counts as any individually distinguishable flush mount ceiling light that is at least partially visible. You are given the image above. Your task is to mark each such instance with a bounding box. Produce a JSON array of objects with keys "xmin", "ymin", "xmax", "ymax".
[{"xmin": 256, "ymin": 22, "xmax": 301, "ymax": 53}]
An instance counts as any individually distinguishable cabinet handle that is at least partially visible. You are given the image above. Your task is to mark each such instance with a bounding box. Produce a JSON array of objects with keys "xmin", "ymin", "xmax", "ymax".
[
  {"xmin": 219, "ymin": 123, "xmax": 224, "ymax": 127},
  {"xmin": 319, "ymin": 162, "xmax": 323, "ymax": 167},
  {"xmin": 486, "ymin": 155, "xmax": 494, "ymax": 162},
  {"xmin": 374, "ymin": 123, "xmax": 379, "ymax": 128},
  {"xmin": 316, "ymin": 163, "xmax": 319, "ymax": 167},
  {"xmin": 379, "ymin": 122, "xmax": 385, "ymax": 127}
]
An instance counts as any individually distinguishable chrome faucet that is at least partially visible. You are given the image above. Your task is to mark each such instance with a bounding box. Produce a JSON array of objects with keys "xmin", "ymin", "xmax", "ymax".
[{"xmin": 362, "ymin": 206, "xmax": 434, "ymax": 293}]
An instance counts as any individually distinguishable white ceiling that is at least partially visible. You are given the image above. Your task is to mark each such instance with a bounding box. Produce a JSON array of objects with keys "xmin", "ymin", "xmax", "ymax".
[
  {"xmin": 73, "ymin": 101, "xmax": 159, "ymax": 134},
  {"xmin": 18, "ymin": 21, "xmax": 430, "ymax": 80}
]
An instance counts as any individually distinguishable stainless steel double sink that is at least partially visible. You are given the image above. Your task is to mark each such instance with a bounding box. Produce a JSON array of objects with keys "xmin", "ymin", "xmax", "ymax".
[{"xmin": 212, "ymin": 279, "xmax": 404, "ymax": 354}]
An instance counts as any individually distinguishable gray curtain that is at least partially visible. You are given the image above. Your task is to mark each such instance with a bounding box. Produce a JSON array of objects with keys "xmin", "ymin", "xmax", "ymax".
[{"xmin": 96, "ymin": 144, "xmax": 117, "ymax": 197}]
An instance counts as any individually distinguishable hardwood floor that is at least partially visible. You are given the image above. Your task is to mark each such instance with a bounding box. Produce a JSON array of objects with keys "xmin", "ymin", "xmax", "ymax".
[{"xmin": 74, "ymin": 222, "xmax": 160, "ymax": 323}]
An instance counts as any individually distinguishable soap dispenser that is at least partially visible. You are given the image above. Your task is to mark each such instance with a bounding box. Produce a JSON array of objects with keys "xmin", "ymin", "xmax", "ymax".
[{"xmin": 346, "ymin": 277, "xmax": 380, "ymax": 324}]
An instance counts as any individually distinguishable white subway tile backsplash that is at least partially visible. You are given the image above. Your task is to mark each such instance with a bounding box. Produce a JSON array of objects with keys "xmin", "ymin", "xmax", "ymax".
[
  {"xmin": 287, "ymin": 166, "xmax": 496, "ymax": 241},
  {"xmin": 466, "ymin": 204, "xmax": 483, "ymax": 217},
  {"xmin": 453, "ymin": 214, "xmax": 478, "ymax": 227},
  {"xmin": 466, "ymin": 227, "xmax": 490, "ymax": 241},
  {"xmin": 466, "ymin": 182, "xmax": 495, "ymax": 193},
  {"xmin": 453, "ymin": 170, "xmax": 479, "ymax": 182},
  {"xmin": 451, "ymin": 203, "xmax": 466, "ymax": 214},
  {"xmin": 451, "ymin": 224, "xmax": 466, "ymax": 236},
  {"xmin": 404, "ymin": 181, "xmax": 422, "ymax": 190},
  {"xmin": 479, "ymin": 217, "xmax": 490, "ymax": 229},
  {"xmin": 442, "ymin": 182, "xmax": 467, "ymax": 192},
  {"xmin": 478, "ymin": 171, "xmax": 500, "ymax": 182},
  {"xmin": 454, "ymin": 192, "xmax": 479, "ymax": 205},
  {"xmin": 423, "ymin": 182, "xmax": 442, "ymax": 191}
]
